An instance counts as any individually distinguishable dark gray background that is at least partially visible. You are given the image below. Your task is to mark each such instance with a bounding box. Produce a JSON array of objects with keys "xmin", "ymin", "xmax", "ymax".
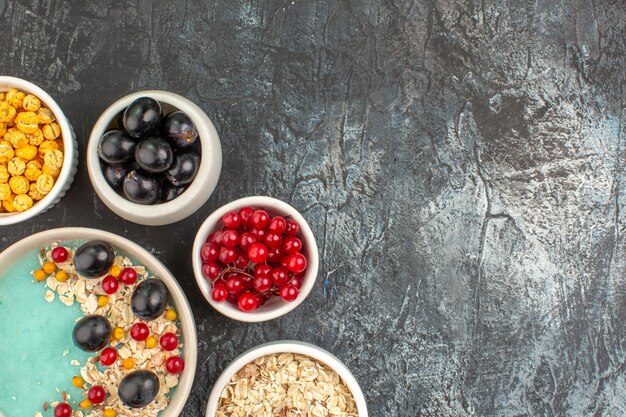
[{"xmin": 1, "ymin": 1, "xmax": 624, "ymax": 416}]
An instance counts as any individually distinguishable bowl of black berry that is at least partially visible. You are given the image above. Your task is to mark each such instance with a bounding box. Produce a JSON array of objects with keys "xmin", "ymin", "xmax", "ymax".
[{"xmin": 87, "ymin": 91, "xmax": 222, "ymax": 225}]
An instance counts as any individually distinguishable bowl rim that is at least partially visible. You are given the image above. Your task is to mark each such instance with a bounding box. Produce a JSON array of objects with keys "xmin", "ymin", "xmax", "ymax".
[
  {"xmin": 87, "ymin": 90, "xmax": 222, "ymax": 226},
  {"xmin": 0, "ymin": 76, "xmax": 76, "ymax": 225},
  {"xmin": 205, "ymin": 340, "xmax": 369, "ymax": 417},
  {"xmin": 192, "ymin": 196, "xmax": 319, "ymax": 322},
  {"xmin": 0, "ymin": 227, "xmax": 198, "ymax": 417}
]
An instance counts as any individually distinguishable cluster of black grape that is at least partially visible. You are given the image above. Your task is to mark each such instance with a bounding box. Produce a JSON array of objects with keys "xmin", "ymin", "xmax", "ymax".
[{"xmin": 98, "ymin": 97, "xmax": 201, "ymax": 205}]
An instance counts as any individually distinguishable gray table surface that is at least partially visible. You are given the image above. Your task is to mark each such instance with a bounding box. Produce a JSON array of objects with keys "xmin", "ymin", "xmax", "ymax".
[{"xmin": 1, "ymin": 1, "xmax": 625, "ymax": 416}]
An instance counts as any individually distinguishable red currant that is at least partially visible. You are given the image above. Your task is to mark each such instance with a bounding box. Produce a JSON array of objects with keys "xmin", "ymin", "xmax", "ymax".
[
  {"xmin": 285, "ymin": 220, "xmax": 300, "ymax": 236},
  {"xmin": 100, "ymin": 347, "xmax": 117, "ymax": 366},
  {"xmin": 202, "ymin": 262, "xmax": 221, "ymax": 280},
  {"xmin": 253, "ymin": 275, "xmax": 272, "ymax": 292},
  {"xmin": 237, "ymin": 291, "xmax": 258, "ymax": 311},
  {"xmin": 282, "ymin": 237, "xmax": 302, "ymax": 254},
  {"xmin": 290, "ymin": 275, "xmax": 303, "ymax": 289},
  {"xmin": 268, "ymin": 216, "xmax": 286, "ymax": 233},
  {"xmin": 221, "ymin": 230, "xmax": 239, "ymax": 247},
  {"xmin": 264, "ymin": 232, "xmax": 283, "ymax": 249},
  {"xmin": 267, "ymin": 247, "xmax": 285, "ymax": 264},
  {"xmin": 222, "ymin": 211, "xmax": 241, "ymax": 229},
  {"xmin": 225, "ymin": 275, "xmax": 245, "ymax": 294},
  {"xmin": 51, "ymin": 247, "xmax": 69, "ymax": 263},
  {"xmin": 160, "ymin": 332, "xmax": 179, "ymax": 351},
  {"xmin": 166, "ymin": 356, "xmax": 185, "ymax": 374},
  {"xmin": 285, "ymin": 253, "xmax": 307, "ymax": 273},
  {"xmin": 238, "ymin": 206, "xmax": 254, "ymax": 225},
  {"xmin": 130, "ymin": 322, "xmax": 150, "ymax": 341},
  {"xmin": 212, "ymin": 283, "xmax": 228, "ymax": 301},
  {"xmin": 254, "ymin": 264, "xmax": 272, "ymax": 278},
  {"xmin": 239, "ymin": 232, "xmax": 256, "ymax": 250},
  {"xmin": 88, "ymin": 385, "xmax": 106, "ymax": 404},
  {"xmin": 219, "ymin": 246, "xmax": 239, "ymax": 264},
  {"xmin": 201, "ymin": 242, "xmax": 220, "ymax": 262},
  {"xmin": 211, "ymin": 230, "xmax": 224, "ymax": 245},
  {"xmin": 256, "ymin": 291, "xmax": 272, "ymax": 306},
  {"xmin": 280, "ymin": 256, "xmax": 290, "ymax": 269},
  {"xmin": 271, "ymin": 267, "xmax": 289, "ymax": 287},
  {"xmin": 234, "ymin": 253, "xmax": 249, "ymax": 268},
  {"xmin": 280, "ymin": 284, "xmax": 299, "ymax": 302},
  {"xmin": 101, "ymin": 275, "xmax": 119, "ymax": 294},
  {"xmin": 251, "ymin": 227, "xmax": 267, "ymax": 242},
  {"xmin": 119, "ymin": 268, "xmax": 137, "ymax": 285},
  {"xmin": 248, "ymin": 242, "xmax": 269, "ymax": 263},
  {"xmin": 250, "ymin": 210, "xmax": 270, "ymax": 230},
  {"xmin": 54, "ymin": 403, "xmax": 72, "ymax": 417}
]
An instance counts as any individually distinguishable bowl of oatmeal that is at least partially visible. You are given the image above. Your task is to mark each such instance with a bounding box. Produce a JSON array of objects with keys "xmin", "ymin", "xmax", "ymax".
[
  {"xmin": 0, "ymin": 227, "xmax": 197, "ymax": 417},
  {"xmin": 205, "ymin": 341, "xmax": 368, "ymax": 417}
]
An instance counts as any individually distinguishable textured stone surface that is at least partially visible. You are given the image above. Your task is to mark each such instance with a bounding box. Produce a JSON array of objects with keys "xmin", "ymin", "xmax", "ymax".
[{"xmin": 1, "ymin": 1, "xmax": 625, "ymax": 416}]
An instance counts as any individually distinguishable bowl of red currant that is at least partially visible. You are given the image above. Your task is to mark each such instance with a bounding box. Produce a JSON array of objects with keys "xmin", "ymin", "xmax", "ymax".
[
  {"xmin": 87, "ymin": 91, "xmax": 222, "ymax": 225},
  {"xmin": 192, "ymin": 196, "xmax": 319, "ymax": 322}
]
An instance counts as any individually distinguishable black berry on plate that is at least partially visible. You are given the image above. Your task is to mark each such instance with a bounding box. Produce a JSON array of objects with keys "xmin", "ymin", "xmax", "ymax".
[
  {"xmin": 131, "ymin": 278, "xmax": 169, "ymax": 320},
  {"xmin": 135, "ymin": 137, "xmax": 173, "ymax": 173},
  {"xmin": 118, "ymin": 370, "xmax": 160, "ymax": 408},
  {"xmin": 160, "ymin": 182, "xmax": 186, "ymax": 202},
  {"xmin": 123, "ymin": 170, "xmax": 160, "ymax": 204},
  {"xmin": 163, "ymin": 111, "xmax": 198, "ymax": 149},
  {"xmin": 97, "ymin": 130, "xmax": 137, "ymax": 164},
  {"xmin": 72, "ymin": 315, "xmax": 112, "ymax": 352},
  {"xmin": 123, "ymin": 97, "xmax": 162, "ymax": 137},
  {"xmin": 165, "ymin": 151, "xmax": 199, "ymax": 186},
  {"xmin": 74, "ymin": 240, "xmax": 115, "ymax": 278},
  {"xmin": 103, "ymin": 164, "xmax": 129, "ymax": 189}
]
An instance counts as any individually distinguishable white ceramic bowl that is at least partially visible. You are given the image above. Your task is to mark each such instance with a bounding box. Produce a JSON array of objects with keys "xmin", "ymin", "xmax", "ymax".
[
  {"xmin": 87, "ymin": 90, "xmax": 222, "ymax": 226},
  {"xmin": 0, "ymin": 76, "xmax": 78, "ymax": 225},
  {"xmin": 192, "ymin": 196, "xmax": 319, "ymax": 322},
  {"xmin": 205, "ymin": 340, "xmax": 369, "ymax": 417},
  {"xmin": 0, "ymin": 227, "xmax": 197, "ymax": 417}
]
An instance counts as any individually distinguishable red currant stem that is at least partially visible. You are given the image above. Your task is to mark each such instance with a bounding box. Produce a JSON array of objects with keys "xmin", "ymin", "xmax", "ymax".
[{"xmin": 216, "ymin": 266, "xmax": 254, "ymax": 281}]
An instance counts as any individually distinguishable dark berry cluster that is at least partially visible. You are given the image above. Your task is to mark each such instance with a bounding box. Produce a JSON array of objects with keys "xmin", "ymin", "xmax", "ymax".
[
  {"xmin": 201, "ymin": 207, "xmax": 307, "ymax": 312},
  {"xmin": 98, "ymin": 97, "xmax": 201, "ymax": 205}
]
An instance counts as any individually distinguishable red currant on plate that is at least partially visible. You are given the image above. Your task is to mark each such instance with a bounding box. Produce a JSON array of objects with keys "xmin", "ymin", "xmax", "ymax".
[
  {"xmin": 222, "ymin": 211, "xmax": 241, "ymax": 229},
  {"xmin": 130, "ymin": 322, "xmax": 150, "ymax": 341},
  {"xmin": 254, "ymin": 264, "xmax": 272, "ymax": 278},
  {"xmin": 264, "ymin": 232, "xmax": 283, "ymax": 249},
  {"xmin": 285, "ymin": 219, "xmax": 300, "ymax": 236},
  {"xmin": 280, "ymin": 284, "xmax": 299, "ymax": 302},
  {"xmin": 201, "ymin": 242, "xmax": 219, "ymax": 262},
  {"xmin": 271, "ymin": 267, "xmax": 289, "ymax": 287},
  {"xmin": 290, "ymin": 275, "xmax": 303, "ymax": 289},
  {"xmin": 268, "ymin": 216, "xmax": 286, "ymax": 233},
  {"xmin": 239, "ymin": 232, "xmax": 256, "ymax": 250},
  {"xmin": 282, "ymin": 236, "xmax": 302, "ymax": 254},
  {"xmin": 234, "ymin": 253, "xmax": 249, "ymax": 268},
  {"xmin": 225, "ymin": 274, "xmax": 245, "ymax": 294},
  {"xmin": 250, "ymin": 210, "xmax": 270, "ymax": 230},
  {"xmin": 212, "ymin": 283, "xmax": 228, "ymax": 301},
  {"xmin": 285, "ymin": 253, "xmax": 307, "ymax": 273},
  {"xmin": 238, "ymin": 206, "xmax": 254, "ymax": 225},
  {"xmin": 219, "ymin": 246, "xmax": 239, "ymax": 264},
  {"xmin": 202, "ymin": 262, "xmax": 221, "ymax": 280},
  {"xmin": 267, "ymin": 247, "xmax": 284, "ymax": 263},
  {"xmin": 211, "ymin": 231, "xmax": 224, "ymax": 245},
  {"xmin": 101, "ymin": 275, "xmax": 119, "ymax": 294},
  {"xmin": 253, "ymin": 275, "xmax": 272, "ymax": 292},
  {"xmin": 119, "ymin": 267, "xmax": 137, "ymax": 285},
  {"xmin": 247, "ymin": 242, "xmax": 269, "ymax": 263},
  {"xmin": 221, "ymin": 230, "xmax": 239, "ymax": 247},
  {"xmin": 100, "ymin": 347, "xmax": 117, "ymax": 366},
  {"xmin": 54, "ymin": 403, "xmax": 72, "ymax": 417},
  {"xmin": 251, "ymin": 227, "xmax": 267, "ymax": 242},
  {"xmin": 88, "ymin": 385, "xmax": 106, "ymax": 404},
  {"xmin": 237, "ymin": 291, "xmax": 258, "ymax": 311},
  {"xmin": 160, "ymin": 332, "xmax": 179, "ymax": 351},
  {"xmin": 51, "ymin": 247, "xmax": 69, "ymax": 263},
  {"xmin": 166, "ymin": 356, "xmax": 185, "ymax": 374}
]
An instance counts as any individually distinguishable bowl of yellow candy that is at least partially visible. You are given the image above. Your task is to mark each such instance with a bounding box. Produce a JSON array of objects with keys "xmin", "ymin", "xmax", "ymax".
[{"xmin": 0, "ymin": 76, "xmax": 77, "ymax": 225}]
